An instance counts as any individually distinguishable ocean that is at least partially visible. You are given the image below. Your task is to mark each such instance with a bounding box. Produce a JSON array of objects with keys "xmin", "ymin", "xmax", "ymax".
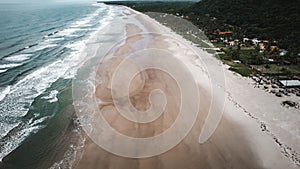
[{"xmin": 0, "ymin": 2, "xmax": 122, "ymax": 168}]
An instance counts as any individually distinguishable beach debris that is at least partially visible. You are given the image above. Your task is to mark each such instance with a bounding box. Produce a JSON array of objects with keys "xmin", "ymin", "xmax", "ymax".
[
  {"xmin": 275, "ymin": 92, "xmax": 283, "ymax": 97},
  {"xmin": 272, "ymin": 84, "xmax": 278, "ymax": 88},
  {"xmin": 281, "ymin": 100, "xmax": 299, "ymax": 109}
]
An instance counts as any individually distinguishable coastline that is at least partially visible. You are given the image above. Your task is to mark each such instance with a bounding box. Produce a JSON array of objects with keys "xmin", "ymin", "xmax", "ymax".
[{"xmin": 73, "ymin": 5, "xmax": 299, "ymax": 169}]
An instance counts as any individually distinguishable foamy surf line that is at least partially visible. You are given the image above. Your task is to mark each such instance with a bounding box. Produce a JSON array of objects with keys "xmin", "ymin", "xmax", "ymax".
[
  {"xmin": 41, "ymin": 90, "xmax": 59, "ymax": 103},
  {"xmin": 1, "ymin": 4, "xmax": 105, "ymax": 64},
  {"xmin": 0, "ymin": 86, "xmax": 10, "ymax": 102},
  {"xmin": 4, "ymin": 54, "xmax": 32, "ymax": 62},
  {"xmin": 0, "ymin": 63, "xmax": 22, "ymax": 69},
  {"xmin": 49, "ymin": 5, "xmax": 123, "ymax": 169},
  {"xmin": 0, "ymin": 69, "xmax": 8, "ymax": 74},
  {"xmin": 0, "ymin": 4, "xmax": 112, "ymax": 162}
]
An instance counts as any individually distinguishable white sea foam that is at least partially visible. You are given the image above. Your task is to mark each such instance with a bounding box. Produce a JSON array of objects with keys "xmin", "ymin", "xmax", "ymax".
[
  {"xmin": 0, "ymin": 2, "xmax": 116, "ymax": 163},
  {"xmin": 0, "ymin": 30, "xmax": 89, "ymax": 164},
  {"xmin": 0, "ymin": 60, "xmax": 66, "ymax": 162},
  {"xmin": 0, "ymin": 69, "xmax": 8, "ymax": 74},
  {"xmin": 0, "ymin": 124, "xmax": 42, "ymax": 162},
  {"xmin": 71, "ymin": 20, "xmax": 90, "ymax": 28},
  {"xmin": 41, "ymin": 90, "xmax": 59, "ymax": 103},
  {"xmin": 0, "ymin": 122, "xmax": 19, "ymax": 138},
  {"xmin": 0, "ymin": 63, "xmax": 22, "ymax": 69},
  {"xmin": 0, "ymin": 86, "xmax": 10, "ymax": 102},
  {"xmin": 4, "ymin": 54, "xmax": 32, "ymax": 62},
  {"xmin": 92, "ymin": 3, "xmax": 102, "ymax": 6},
  {"xmin": 35, "ymin": 44, "xmax": 58, "ymax": 51},
  {"xmin": 30, "ymin": 116, "xmax": 52, "ymax": 126},
  {"xmin": 70, "ymin": 7, "xmax": 104, "ymax": 29},
  {"xmin": 49, "ymin": 128, "xmax": 85, "ymax": 169},
  {"xmin": 49, "ymin": 4, "xmax": 120, "ymax": 168},
  {"xmin": 46, "ymin": 37, "xmax": 65, "ymax": 42},
  {"xmin": 58, "ymin": 28, "xmax": 81, "ymax": 36}
]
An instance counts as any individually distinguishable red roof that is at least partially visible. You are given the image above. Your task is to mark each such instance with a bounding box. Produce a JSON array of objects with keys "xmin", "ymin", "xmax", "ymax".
[{"xmin": 219, "ymin": 32, "xmax": 232, "ymax": 35}]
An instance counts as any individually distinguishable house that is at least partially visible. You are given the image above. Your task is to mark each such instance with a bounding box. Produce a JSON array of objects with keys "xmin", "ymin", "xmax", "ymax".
[
  {"xmin": 263, "ymin": 40, "xmax": 269, "ymax": 43},
  {"xmin": 252, "ymin": 38, "xmax": 261, "ymax": 45},
  {"xmin": 293, "ymin": 76, "xmax": 300, "ymax": 81},
  {"xmin": 218, "ymin": 31, "xmax": 232, "ymax": 35},
  {"xmin": 270, "ymin": 46, "xmax": 278, "ymax": 51},
  {"xmin": 268, "ymin": 59, "xmax": 275, "ymax": 62},
  {"xmin": 233, "ymin": 60, "xmax": 242, "ymax": 64},
  {"xmin": 218, "ymin": 31, "xmax": 232, "ymax": 40},
  {"xmin": 258, "ymin": 43, "xmax": 265, "ymax": 51},
  {"xmin": 279, "ymin": 80, "xmax": 300, "ymax": 88},
  {"xmin": 279, "ymin": 49, "xmax": 288, "ymax": 56},
  {"xmin": 243, "ymin": 38, "xmax": 250, "ymax": 43},
  {"xmin": 229, "ymin": 41, "xmax": 235, "ymax": 46}
]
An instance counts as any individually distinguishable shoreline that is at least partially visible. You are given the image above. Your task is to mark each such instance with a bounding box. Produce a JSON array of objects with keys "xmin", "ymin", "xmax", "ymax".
[
  {"xmin": 73, "ymin": 5, "xmax": 299, "ymax": 169},
  {"xmin": 144, "ymin": 10, "xmax": 300, "ymax": 166}
]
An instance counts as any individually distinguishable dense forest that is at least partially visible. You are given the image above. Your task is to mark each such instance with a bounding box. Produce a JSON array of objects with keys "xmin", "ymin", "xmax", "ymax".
[
  {"xmin": 103, "ymin": 0, "xmax": 299, "ymax": 57},
  {"xmin": 102, "ymin": 1, "xmax": 194, "ymax": 13},
  {"xmin": 186, "ymin": 0, "xmax": 300, "ymax": 53}
]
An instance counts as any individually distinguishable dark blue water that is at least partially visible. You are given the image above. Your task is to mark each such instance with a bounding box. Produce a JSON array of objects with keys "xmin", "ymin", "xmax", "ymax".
[{"xmin": 0, "ymin": 2, "xmax": 112, "ymax": 168}]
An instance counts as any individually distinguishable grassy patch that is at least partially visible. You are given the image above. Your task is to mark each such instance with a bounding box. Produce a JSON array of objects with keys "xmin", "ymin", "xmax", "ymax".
[
  {"xmin": 228, "ymin": 64, "xmax": 253, "ymax": 76},
  {"xmin": 252, "ymin": 64, "xmax": 300, "ymax": 77},
  {"xmin": 217, "ymin": 51, "xmax": 254, "ymax": 76},
  {"xmin": 218, "ymin": 54, "xmax": 231, "ymax": 61},
  {"xmin": 213, "ymin": 42, "xmax": 226, "ymax": 48}
]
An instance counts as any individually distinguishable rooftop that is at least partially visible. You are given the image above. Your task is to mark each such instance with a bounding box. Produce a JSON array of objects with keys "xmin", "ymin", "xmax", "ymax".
[{"xmin": 279, "ymin": 80, "xmax": 300, "ymax": 87}]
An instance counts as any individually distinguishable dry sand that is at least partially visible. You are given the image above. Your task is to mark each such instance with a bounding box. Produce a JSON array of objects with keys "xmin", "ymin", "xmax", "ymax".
[{"xmin": 74, "ymin": 6, "xmax": 299, "ymax": 169}]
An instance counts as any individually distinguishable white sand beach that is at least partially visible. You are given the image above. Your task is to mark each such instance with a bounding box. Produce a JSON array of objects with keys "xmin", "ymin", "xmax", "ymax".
[{"xmin": 74, "ymin": 6, "xmax": 300, "ymax": 169}]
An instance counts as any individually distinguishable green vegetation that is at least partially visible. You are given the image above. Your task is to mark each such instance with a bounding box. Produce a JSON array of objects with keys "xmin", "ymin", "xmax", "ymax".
[
  {"xmin": 102, "ymin": 1, "xmax": 194, "ymax": 13},
  {"xmin": 103, "ymin": 1, "xmax": 300, "ymax": 78},
  {"xmin": 218, "ymin": 54, "xmax": 253, "ymax": 76},
  {"xmin": 228, "ymin": 65, "xmax": 253, "ymax": 77},
  {"xmin": 186, "ymin": 0, "xmax": 300, "ymax": 53},
  {"xmin": 218, "ymin": 48, "xmax": 300, "ymax": 77},
  {"xmin": 252, "ymin": 65, "xmax": 300, "ymax": 77}
]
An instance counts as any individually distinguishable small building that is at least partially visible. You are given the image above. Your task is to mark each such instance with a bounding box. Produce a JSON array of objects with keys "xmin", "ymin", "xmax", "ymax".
[
  {"xmin": 263, "ymin": 40, "xmax": 269, "ymax": 43},
  {"xmin": 233, "ymin": 60, "xmax": 242, "ymax": 64},
  {"xmin": 258, "ymin": 43, "xmax": 265, "ymax": 51},
  {"xmin": 279, "ymin": 80, "xmax": 300, "ymax": 88},
  {"xmin": 252, "ymin": 38, "xmax": 261, "ymax": 45},
  {"xmin": 270, "ymin": 46, "xmax": 278, "ymax": 51},
  {"xmin": 229, "ymin": 41, "xmax": 235, "ymax": 46},
  {"xmin": 268, "ymin": 59, "xmax": 275, "ymax": 62},
  {"xmin": 243, "ymin": 38, "xmax": 250, "ymax": 43},
  {"xmin": 293, "ymin": 76, "xmax": 300, "ymax": 81},
  {"xmin": 279, "ymin": 50, "xmax": 288, "ymax": 56},
  {"xmin": 219, "ymin": 31, "xmax": 232, "ymax": 35}
]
